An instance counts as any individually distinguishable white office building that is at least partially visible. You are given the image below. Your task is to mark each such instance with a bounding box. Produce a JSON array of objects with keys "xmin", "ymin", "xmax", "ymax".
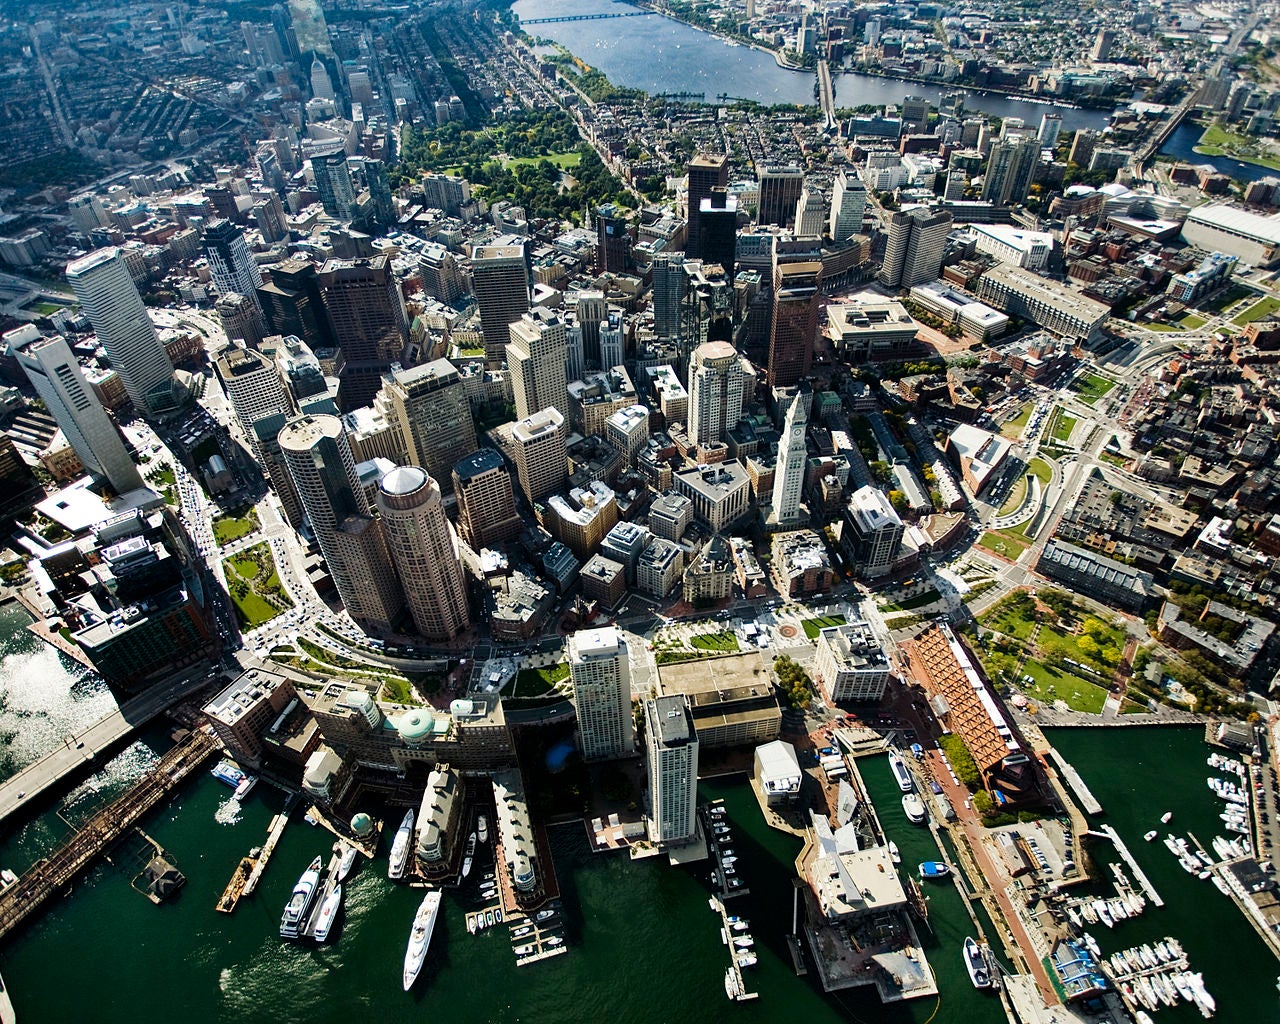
[
  {"xmin": 569, "ymin": 626, "xmax": 633, "ymax": 761},
  {"xmin": 771, "ymin": 388, "xmax": 808, "ymax": 525},
  {"xmin": 645, "ymin": 694, "xmax": 699, "ymax": 844},
  {"xmin": 687, "ymin": 341, "xmax": 753, "ymax": 447}
]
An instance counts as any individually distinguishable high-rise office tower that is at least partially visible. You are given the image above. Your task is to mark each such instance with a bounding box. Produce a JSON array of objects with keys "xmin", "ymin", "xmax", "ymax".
[
  {"xmin": 1068, "ymin": 129, "xmax": 1099, "ymax": 167},
  {"xmin": 595, "ymin": 204, "xmax": 631, "ymax": 273},
  {"xmin": 202, "ymin": 219, "xmax": 263, "ymax": 307},
  {"xmin": 574, "ymin": 290, "xmax": 607, "ymax": 368},
  {"xmin": 319, "ymin": 255, "xmax": 408, "ymax": 411},
  {"xmin": 452, "ymin": 449, "xmax": 523, "ymax": 549},
  {"xmin": 566, "ymin": 324, "xmax": 585, "ymax": 384},
  {"xmin": 685, "ymin": 154, "xmax": 728, "ymax": 259},
  {"xmin": 645, "ymin": 694, "xmax": 699, "ymax": 844},
  {"xmin": 66, "ymin": 248, "xmax": 177, "ymax": 416},
  {"xmin": 756, "ymin": 165, "xmax": 805, "ymax": 228},
  {"xmin": 383, "ymin": 359, "xmax": 476, "ymax": 493},
  {"xmin": 1037, "ymin": 113, "xmax": 1063, "ymax": 150},
  {"xmin": 311, "ymin": 144, "xmax": 355, "ymax": 221},
  {"xmin": 310, "ymin": 57, "xmax": 335, "ymax": 100},
  {"xmin": 68, "ymin": 194, "xmax": 111, "ymax": 235},
  {"xmin": 257, "ymin": 258, "xmax": 338, "ymax": 352},
  {"xmin": 878, "ymin": 208, "xmax": 952, "ymax": 289},
  {"xmin": 1091, "ymin": 28, "xmax": 1116, "ymax": 62},
  {"xmin": 472, "ymin": 243, "xmax": 530, "ymax": 366},
  {"xmin": 980, "ymin": 136, "xmax": 1041, "ymax": 206},
  {"xmin": 794, "ymin": 187, "xmax": 826, "ymax": 237},
  {"xmin": 252, "ymin": 192, "xmax": 289, "ymax": 242},
  {"xmin": 651, "ymin": 253, "xmax": 685, "ymax": 341},
  {"xmin": 506, "ymin": 308, "xmax": 570, "ymax": 423},
  {"xmin": 697, "ymin": 189, "xmax": 738, "ymax": 272},
  {"xmin": 771, "ymin": 384, "xmax": 809, "ymax": 525},
  {"xmin": 829, "ymin": 170, "xmax": 867, "ymax": 242},
  {"xmin": 364, "ymin": 158, "xmax": 395, "ymax": 228},
  {"xmin": 509, "ymin": 407, "xmax": 568, "ymax": 503},
  {"xmin": 599, "ymin": 313, "xmax": 624, "ymax": 370},
  {"xmin": 418, "ymin": 243, "xmax": 464, "ymax": 304},
  {"xmin": 901, "ymin": 94, "xmax": 931, "ymax": 130},
  {"xmin": 215, "ymin": 292, "xmax": 266, "ymax": 349},
  {"xmin": 841, "ymin": 484, "xmax": 905, "ymax": 578},
  {"xmin": 278, "ymin": 414, "xmax": 404, "ymax": 630},
  {"xmin": 687, "ymin": 340, "xmax": 753, "ymax": 447},
  {"xmin": 7, "ymin": 325, "xmax": 142, "ymax": 494},
  {"xmin": 214, "ymin": 347, "xmax": 292, "ymax": 460},
  {"xmin": 569, "ymin": 626, "xmax": 633, "ymax": 761},
  {"xmin": 376, "ymin": 466, "xmax": 471, "ymax": 641},
  {"xmin": 767, "ymin": 259, "xmax": 821, "ymax": 387}
]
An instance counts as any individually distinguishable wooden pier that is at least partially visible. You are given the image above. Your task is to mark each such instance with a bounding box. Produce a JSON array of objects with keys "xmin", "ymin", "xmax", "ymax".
[
  {"xmin": 1098, "ymin": 825, "xmax": 1164, "ymax": 907},
  {"xmin": 1047, "ymin": 749, "xmax": 1103, "ymax": 815},
  {"xmin": 243, "ymin": 804, "xmax": 293, "ymax": 898},
  {"xmin": 0, "ymin": 728, "xmax": 216, "ymax": 942}
]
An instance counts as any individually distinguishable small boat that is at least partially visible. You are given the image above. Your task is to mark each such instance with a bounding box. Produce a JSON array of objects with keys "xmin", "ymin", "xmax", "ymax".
[
  {"xmin": 465, "ymin": 832, "xmax": 478, "ymax": 857},
  {"xmin": 737, "ymin": 952, "xmax": 758, "ymax": 968},
  {"xmin": 0, "ymin": 968, "xmax": 13, "ymax": 1024},
  {"xmin": 388, "ymin": 809, "xmax": 415, "ymax": 881},
  {"xmin": 889, "ymin": 751, "xmax": 914, "ymax": 793},
  {"xmin": 280, "ymin": 856, "xmax": 322, "ymax": 940},
  {"xmin": 233, "ymin": 775, "xmax": 257, "ymax": 801},
  {"xmin": 1082, "ymin": 933, "xmax": 1100, "ymax": 958},
  {"xmin": 733, "ymin": 936, "xmax": 754, "ymax": 949},
  {"xmin": 725, "ymin": 967, "xmax": 742, "ymax": 1000},
  {"xmin": 1160, "ymin": 811, "xmax": 1173, "ymax": 823},
  {"xmin": 495, "ymin": 910, "xmax": 503, "ymax": 924},
  {"xmin": 402, "ymin": 890, "xmax": 442, "ymax": 991},
  {"xmin": 461, "ymin": 856, "xmax": 474, "ymax": 879},
  {"xmin": 477, "ymin": 814, "xmax": 489, "ymax": 844},
  {"xmin": 467, "ymin": 914, "xmax": 478, "ymax": 935},
  {"xmin": 545, "ymin": 935, "xmax": 564, "ymax": 947},
  {"xmin": 336, "ymin": 842, "xmax": 358, "ymax": 883},
  {"xmin": 902, "ymin": 793, "xmax": 926, "ymax": 824},
  {"xmin": 888, "ymin": 841, "xmax": 901, "ymax": 864},
  {"xmin": 1212, "ymin": 875, "xmax": 1231, "ymax": 895},
  {"xmin": 486, "ymin": 910, "xmax": 495, "ymax": 927},
  {"xmin": 514, "ymin": 943, "xmax": 536, "ymax": 956},
  {"xmin": 0, "ymin": 869, "xmax": 17, "ymax": 889},
  {"xmin": 964, "ymin": 937, "xmax": 993, "ymax": 989},
  {"xmin": 513, "ymin": 925, "xmax": 533, "ymax": 938},
  {"xmin": 211, "ymin": 759, "xmax": 248, "ymax": 789},
  {"xmin": 919, "ymin": 861, "xmax": 950, "ymax": 880},
  {"xmin": 1144, "ymin": 830, "xmax": 1158, "ymax": 842},
  {"xmin": 536, "ymin": 908, "xmax": 557, "ymax": 923},
  {"xmin": 311, "ymin": 884, "xmax": 342, "ymax": 943}
]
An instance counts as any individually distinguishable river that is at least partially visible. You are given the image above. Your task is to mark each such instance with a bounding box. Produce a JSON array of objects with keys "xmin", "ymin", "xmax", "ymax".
[
  {"xmin": 510, "ymin": 0, "xmax": 1110, "ymax": 132},
  {"xmin": 1158, "ymin": 121, "xmax": 1276, "ymax": 183}
]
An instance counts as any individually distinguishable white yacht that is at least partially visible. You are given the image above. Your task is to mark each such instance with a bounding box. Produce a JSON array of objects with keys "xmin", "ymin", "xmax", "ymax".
[
  {"xmin": 311, "ymin": 885, "xmax": 342, "ymax": 943},
  {"xmin": 388, "ymin": 809, "xmax": 415, "ymax": 880},
  {"xmin": 280, "ymin": 857, "xmax": 322, "ymax": 939},
  {"xmin": 402, "ymin": 890, "xmax": 442, "ymax": 991}
]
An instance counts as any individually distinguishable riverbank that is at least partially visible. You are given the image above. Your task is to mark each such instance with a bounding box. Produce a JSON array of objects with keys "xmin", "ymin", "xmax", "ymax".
[{"xmin": 1192, "ymin": 120, "xmax": 1280, "ymax": 171}]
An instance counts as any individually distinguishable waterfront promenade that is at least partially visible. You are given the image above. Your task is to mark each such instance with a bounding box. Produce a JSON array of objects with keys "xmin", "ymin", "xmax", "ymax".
[{"xmin": 0, "ymin": 665, "xmax": 218, "ymax": 825}]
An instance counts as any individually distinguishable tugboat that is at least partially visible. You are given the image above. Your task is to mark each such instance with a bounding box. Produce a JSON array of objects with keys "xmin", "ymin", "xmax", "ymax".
[{"xmin": 964, "ymin": 937, "xmax": 994, "ymax": 989}]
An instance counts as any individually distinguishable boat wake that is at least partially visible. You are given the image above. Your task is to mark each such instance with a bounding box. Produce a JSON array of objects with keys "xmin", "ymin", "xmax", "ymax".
[{"xmin": 215, "ymin": 798, "xmax": 244, "ymax": 826}]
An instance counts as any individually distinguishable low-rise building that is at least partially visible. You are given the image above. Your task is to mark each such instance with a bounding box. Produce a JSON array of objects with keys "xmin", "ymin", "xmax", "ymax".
[
  {"xmin": 416, "ymin": 763, "xmax": 464, "ymax": 866},
  {"xmin": 754, "ymin": 739, "xmax": 802, "ymax": 806},
  {"xmin": 945, "ymin": 424, "xmax": 1012, "ymax": 497},
  {"xmin": 203, "ymin": 668, "xmax": 299, "ymax": 764},
  {"xmin": 975, "ymin": 264, "xmax": 1110, "ymax": 342},
  {"xmin": 1037, "ymin": 538, "xmax": 1153, "ymax": 612},
  {"xmin": 636, "ymin": 537, "xmax": 684, "ymax": 600},
  {"xmin": 683, "ymin": 535, "xmax": 734, "ymax": 605},
  {"xmin": 488, "ymin": 571, "xmax": 556, "ymax": 641},
  {"xmin": 813, "ymin": 621, "xmax": 892, "ymax": 703},
  {"xmin": 579, "ymin": 554, "xmax": 627, "ymax": 609},
  {"xmin": 824, "ymin": 295, "xmax": 920, "ymax": 361},
  {"xmin": 770, "ymin": 529, "xmax": 836, "ymax": 598},
  {"xmin": 657, "ymin": 650, "xmax": 782, "ymax": 749},
  {"xmin": 908, "ymin": 281, "xmax": 1008, "ymax": 341}
]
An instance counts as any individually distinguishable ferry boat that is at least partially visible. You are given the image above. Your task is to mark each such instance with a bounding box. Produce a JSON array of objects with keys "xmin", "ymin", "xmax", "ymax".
[
  {"xmin": 964, "ymin": 937, "xmax": 994, "ymax": 989},
  {"xmin": 402, "ymin": 890, "xmax": 442, "ymax": 991},
  {"xmin": 280, "ymin": 856, "xmax": 323, "ymax": 939},
  {"xmin": 335, "ymin": 842, "xmax": 358, "ymax": 883},
  {"xmin": 211, "ymin": 760, "xmax": 248, "ymax": 789},
  {"xmin": 889, "ymin": 751, "xmax": 914, "ymax": 793},
  {"xmin": 388, "ymin": 809, "xmax": 415, "ymax": 880},
  {"xmin": 919, "ymin": 861, "xmax": 950, "ymax": 880},
  {"xmin": 477, "ymin": 815, "xmax": 489, "ymax": 844},
  {"xmin": 311, "ymin": 884, "xmax": 342, "ymax": 943},
  {"xmin": 902, "ymin": 793, "xmax": 926, "ymax": 824}
]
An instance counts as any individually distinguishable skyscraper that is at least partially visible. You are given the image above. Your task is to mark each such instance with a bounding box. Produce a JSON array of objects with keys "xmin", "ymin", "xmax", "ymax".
[
  {"xmin": 595, "ymin": 204, "xmax": 631, "ymax": 274},
  {"xmin": 651, "ymin": 253, "xmax": 686, "ymax": 341},
  {"xmin": 507, "ymin": 308, "xmax": 570, "ymax": 423},
  {"xmin": 841, "ymin": 485, "xmax": 905, "ymax": 579},
  {"xmin": 471, "ymin": 243, "xmax": 530, "ymax": 366},
  {"xmin": 215, "ymin": 292, "xmax": 266, "ymax": 349},
  {"xmin": 687, "ymin": 340, "xmax": 753, "ymax": 447},
  {"xmin": 645, "ymin": 694, "xmax": 699, "ymax": 844},
  {"xmin": 768, "ymin": 259, "xmax": 821, "ymax": 387},
  {"xmin": 575, "ymin": 290, "xmax": 607, "ymax": 368},
  {"xmin": 376, "ymin": 466, "xmax": 471, "ymax": 641},
  {"xmin": 829, "ymin": 170, "xmax": 867, "ymax": 242},
  {"xmin": 878, "ymin": 208, "xmax": 952, "ymax": 289},
  {"xmin": 508, "ymin": 407, "xmax": 568, "ymax": 503},
  {"xmin": 364, "ymin": 158, "xmax": 395, "ymax": 228},
  {"xmin": 1037, "ymin": 113, "xmax": 1063, "ymax": 150},
  {"xmin": 202, "ymin": 219, "xmax": 263, "ymax": 307},
  {"xmin": 319, "ymin": 255, "xmax": 408, "ymax": 410},
  {"xmin": 7, "ymin": 325, "xmax": 142, "ymax": 494},
  {"xmin": 310, "ymin": 57, "xmax": 335, "ymax": 100},
  {"xmin": 569, "ymin": 626, "xmax": 633, "ymax": 761},
  {"xmin": 452, "ymin": 448, "xmax": 523, "ymax": 549},
  {"xmin": 257, "ymin": 258, "xmax": 338, "ymax": 352},
  {"xmin": 697, "ymin": 189, "xmax": 738, "ymax": 272},
  {"xmin": 794, "ymin": 186, "xmax": 826, "ymax": 237},
  {"xmin": 418, "ymin": 243, "xmax": 464, "ymax": 304},
  {"xmin": 66, "ymin": 248, "xmax": 177, "ymax": 416},
  {"xmin": 214, "ymin": 347, "xmax": 292, "ymax": 462},
  {"xmin": 685, "ymin": 154, "xmax": 728, "ymax": 259},
  {"xmin": 771, "ymin": 385, "xmax": 809, "ymax": 525},
  {"xmin": 756, "ymin": 165, "xmax": 805, "ymax": 228},
  {"xmin": 310, "ymin": 144, "xmax": 355, "ymax": 221},
  {"xmin": 980, "ymin": 136, "xmax": 1041, "ymax": 206},
  {"xmin": 383, "ymin": 359, "xmax": 477, "ymax": 493},
  {"xmin": 278, "ymin": 414, "xmax": 404, "ymax": 630}
]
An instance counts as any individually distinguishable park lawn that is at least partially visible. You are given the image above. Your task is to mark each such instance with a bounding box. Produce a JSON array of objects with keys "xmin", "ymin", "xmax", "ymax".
[
  {"xmin": 980, "ymin": 599, "xmax": 1037, "ymax": 640},
  {"xmin": 1001, "ymin": 403, "xmax": 1033, "ymax": 439},
  {"xmin": 1120, "ymin": 698, "xmax": 1149, "ymax": 714},
  {"xmin": 882, "ymin": 590, "xmax": 942, "ymax": 612},
  {"xmin": 517, "ymin": 662, "xmax": 570, "ymax": 696},
  {"xmin": 801, "ymin": 613, "xmax": 847, "ymax": 639},
  {"xmin": 978, "ymin": 531, "xmax": 1029, "ymax": 559},
  {"xmin": 1141, "ymin": 322, "xmax": 1186, "ymax": 332},
  {"xmin": 1040, "ymin": 621, "xmax": 1123, "ymax": 670},
  {"xmin": 1050, "ymin": 411, "xmax": 1077, "ymax": 444},
  {"xmin": 997, "ymin": 474, "xmax": 1028, "ymax": 515},
  {"xmin": 213, "ymin": 511, "xmax": 258, "ymax": 545},
  {"xmin": 1019, "ymin": 661, "xmax": 1109, "ymax": 714},
  {"xmin": 229, "ymin": 587, "xmax": 283, "ymax": 629},
  {"xmin": 504, "ymin": 150, "xmax": 582, "ymax": 170},
  {"xmin": 1026, "ymin": 457, "xmax": 1053, "ymax": 486},
  {"xmin": 227, "ymin": 555, "xmax": 259, "ymax": 581},
  {"xmin": 1179, "ymin": 313, "xmax": 1207, "ymax": 329},
  {"xmin": 1200, "ymin": 283, "xmax": 1253, "ymax": 313},
  {"xmin": 689, "ymin": 630, "xmax": 740, "ymax": 652},
  {"xmin": 1232, "ymin": 296, "xmax": 1280, "ymax": 326},
  {"xmin": 1071, "ymin": 375, "xmax": 1117, "ymax": 405}
]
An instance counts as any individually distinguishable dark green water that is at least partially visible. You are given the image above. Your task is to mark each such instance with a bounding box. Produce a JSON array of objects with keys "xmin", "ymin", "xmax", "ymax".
[
  {"xmin": 0, "ymin": 726, "xmax": 1267, "ymax": 1022},
  {"xmin": 1048, "ymin": 726, "xmax": 1279, "ymax": 1022}
]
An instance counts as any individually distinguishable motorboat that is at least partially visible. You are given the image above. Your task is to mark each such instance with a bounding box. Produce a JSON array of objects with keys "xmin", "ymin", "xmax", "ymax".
[
  {"xmin": 536, "ymin": 908, "xmax": 557, "ymax": 923},
  {"xmin": 233, "ymin": 775, "xmax": 257, "ymax": 801},
  {"xmin": 737, "ymin": 952, "xmax": 758, "ymax": 968},
  {"xmin": 514, "ymin": 943, "xmax": 536, "ymax": 956},
  {"xmin": 919, "ymin": 861, "xmax": 950, "ymax": 880},
  {"xmin": 311, "ymin": 884, "xmax": 342, "ymax": 943},
  {"xmin": 902, "ymin": 793, "xmax": 926, "ymax": 824},
  {"xmin": 545, "ymin": 936, "xmax": 564, "ymax": 947},
  {"xmin": 1144, "ymin": 830, "xmax": 1158, "ymax": 842},
  {"xmin": 402, "ymin": 890, "xmax": 442, "ymax": 991},
  {"xmin": 477, "ymin": 814, "xmax": 489, "ymax": 844},
  {"xmin": 725, "ymin": 968, "xmax": 742, "ymax": 1000},
  {"xmin": 461, "ymin": 856, "xmax": 473, "ymax": 879},
  {"xmin": 1160, "ymin": 811, "xmax": 1173, "ymax": 823},
  {"xmin": 964, "ymin": 937, "xmax": 994, "ymax": 989},
  {"xmin": 495, "ymin": 910, "xmax": 503, "ymax": 924},
  {"xmin": 889, "ymin": 841, "xmax": 901, "ymax": 864},
  {"xmin": 512, "ymin": 925, "xmax": 533, "ymax": 938},
  {"xmin": 485, "ymin": 910, "xmax": 495, "ymax": 927},
  {"xmin": 335, "ymin": 842, "xmax": 358, "ymax": 883},
  {"xmin": 280, "ymin": 856, "xmax": 322, "ymax": 939},
  {"xmin": 889, "ymin": 751, "xmax": 914, "ymax": 792},
  {"xmin": 388, "ymin": 809, "xmax": 415, "ymax": 881},
  {"xmin": 211, "ymin": 759, "xmax": 248, "ymax": 789},
  {"xmin": 467, "ymin": 914, "xmax": 479, "ymax": 935},
  {"xmin": 465, "ymin": 832, "xmax": 478, "ymax": 857}
]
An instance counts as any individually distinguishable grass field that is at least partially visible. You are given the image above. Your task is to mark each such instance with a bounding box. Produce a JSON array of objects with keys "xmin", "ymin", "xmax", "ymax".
[
  {"xmin": 801, "ymin": 614, "xmax": 846, "ymax": 639},
  {"xmin": 1001, "ymin": 403, "xmax": 1033, "ymax": 439},
  {"xmin": 1232, "ymin": 296, "xmax": 1280, "ymax": 326},
  {"xmin": 1019, "ymin": 661, "xmax": 1109, "ymax": 714},
  {"xmin": 226, "ymin": 583, "xmax": 282, "ymax": 629},
  {"xmin": 689, "ymin": 630, "xmax": 741, "ymax": 652},
  {"xmin": 997, "ymin": 474, "xmax": 1028, "ymax": 515},
  {"xmin": 1027, "ymin": 458, "xmax": 1053, "ymax": 486},
  {"xmin": 1194, "ymin": 123, "xmax": 1280, "ymax": 170},
  {"xmin": 980, "ymin": 596, "xmax": 1037, "ymax": 640},
  {"xmin": 1050, "ymin": 410, "xmax": 1077, "ymax": 444},
  {"xmin": 882, "ymin": 590, "xmax": 942, "ymax": 613},
  {"xmin": 978, "ymin": 531, "xmax": 1030, "ymax": 559},
  {"xmin": 516, "ymin": 662, "xmax": 569, "ymax": 696},
  {"xmin": 1142, "ymin": 322, "xmax": 1187, "ymax": 332},
  {"xmin": 213, "ymin": 510, "xmax": 258, "ymax": 545},
  {"xmin": 1071, "ymin": 375, "xmax": 1117, "ymax": 405},
  {"xmin": 504, "ymin": 150, "xmax": 581, "ymax": 170},
  {"xmin": 1179, "ymin": 313, "xmax": 1207, "ymax": 329},
  {"xmin": 223, "ymin": 543, "xmax": 291, "ymax": 629}
]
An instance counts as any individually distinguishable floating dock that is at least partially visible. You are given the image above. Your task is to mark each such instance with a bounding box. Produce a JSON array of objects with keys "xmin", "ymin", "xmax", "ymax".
[
  {"xmin": 710, "ymin": 895, "xmax": 758, "ymax": 1002},
  {"xmin": 243, "ymin": 806, "xmax": 292, "ymax": 899},
  {"xmin": 1047, "ymin": 750, "xmax": 1103, "ymax": 815},
  {"xmin": 1099, "ymin": 825, "xmax": 1163, "ymax": 908},
  {"xmin": 508, "ymin": 903, "xmax": 568, "ymax": 966}
]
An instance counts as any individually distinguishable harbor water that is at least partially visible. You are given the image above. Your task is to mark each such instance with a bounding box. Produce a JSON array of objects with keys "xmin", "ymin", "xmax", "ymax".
[{"xmin": 510, "ymin": 0, "xmax": 1110, "ymax": 132}]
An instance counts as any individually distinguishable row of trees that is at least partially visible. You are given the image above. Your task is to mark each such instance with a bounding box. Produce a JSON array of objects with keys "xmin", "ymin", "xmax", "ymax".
[{"xmin": 773, "ymin": 655, "xmax": 815, "ymax": 710}]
